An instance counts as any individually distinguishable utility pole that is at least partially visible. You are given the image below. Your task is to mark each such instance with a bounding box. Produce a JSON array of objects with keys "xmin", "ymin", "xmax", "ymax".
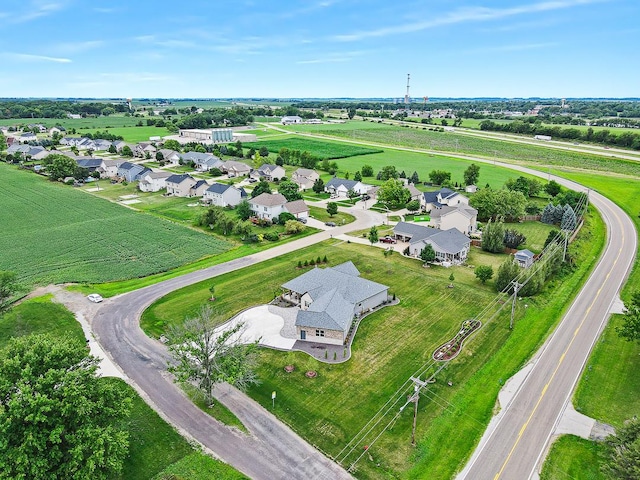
[
  {"xmin": 510, "ymin": 281, "xmax": 522, "ymax": 329},
  {"xmin": 407, "ymin": 376, "xmax": 428, "ymax": 445},
  {"xmin": 563, "ymin": 230, "xmax": 569, "ymax": 262}
]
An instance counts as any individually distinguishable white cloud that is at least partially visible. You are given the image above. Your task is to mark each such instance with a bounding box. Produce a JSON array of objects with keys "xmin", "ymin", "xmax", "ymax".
[
  {"xmin": 332, "ymin": 0, "xmax": 604, "ymax": 41},
  {"xmin": 52, "ymin": 40, "xmax": 104, "ymax": 54},
  {"xmin": 11, "ymin": 1, "xmax": 69, "ymax": 23},
  {"xmin": 2, "ymin": 52, "xmax": 71, "ymax": 63},
  {"xmin": 464, "ymin": 42, "xmax": 558, "ymax": 54}
]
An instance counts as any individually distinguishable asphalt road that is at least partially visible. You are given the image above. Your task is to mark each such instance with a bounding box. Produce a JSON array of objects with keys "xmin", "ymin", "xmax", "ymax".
[
  {"xmin": 93, "ymin": 207, "xmax": 384, "ymax": 480},
  {"xmin": 456, "ymin": 176, "xmax": 637, "ymax": 479}
]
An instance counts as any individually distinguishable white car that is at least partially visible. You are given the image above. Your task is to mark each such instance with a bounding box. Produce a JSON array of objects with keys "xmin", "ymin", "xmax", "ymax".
[{"xmin": 87, "ymin": 293, "xmax": 104, "ymax": 303}]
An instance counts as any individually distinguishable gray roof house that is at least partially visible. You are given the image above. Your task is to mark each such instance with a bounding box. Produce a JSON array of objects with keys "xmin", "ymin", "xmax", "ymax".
[
  {"xmin": 165, "ymin": 174, "xmax": 208, "ymax": 197},
  {"xmin": 284, "ymin": 199, "xmax": 309, "ymax": 219},
  {"xmin": 394, "ymin": 221, "xmax": 471, "ymax": 265},
  {"xmin": 139, "ymin": 171, "xmax": 173, "ymax": 192},
  {"xmin": 428, "ymin": 204, "xmax": 478, "ymax": 234},
  {"xmin": 221, "ymin": 160, "xmax": 250, "ymax": 177},
  {"xmin": 156, "ymin": 149, "xmax": 181, "ymax": 165},
  {"xmin": 181, "ymin": 152, "xmax": 223, "ymax": 171},
  {"xmin": 281, "ymin": 261, "xmax": 389, "ymax": 345},
  {"xmin": 325, "ymin": 177, "xmax": 371, "ymax": 197},
  {"xmin": 422, "ymin": 188, "xmax": 469, "ymax": 211},
  {"xmin": 203, "ymin": 183, "xmax": 244, "ymax": 207},
  {"xmin": 249, "ymin": 192, "xmax": 288, "ymax": 220},
  {"xmin": 291, "ymin": 168, "xmax": 320, "ymax": 190},
  {"xmin": 252, "ymin": 164, "xmax": 285, "ymax": 182},
  {"xmin": 117, "ymin": 162, "xmax": 151, "ymax": 182}
]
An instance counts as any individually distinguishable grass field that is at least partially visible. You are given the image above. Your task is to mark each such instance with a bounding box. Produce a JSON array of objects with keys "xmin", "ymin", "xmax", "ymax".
[
  {"xmin": 0, "ymin": 115, "xmax": 146, "ymax": 129},
  {"xmin": 141, "ymin": 207, "xmax": 603, "ymax": 479},
  {"xmin": 459, "ymin": 117, "xmax": 640, "ymax": 134},
  {"xmin": 78, "ymin": 126, "xmax": 171, "ymax": 142},
  {"xmin": 308, "ymin": 205, "xmax": 355, "ymax": 225},
  {"xmin": 278, "ymin": 121, "xmax": 640, "ymax": 177},
  {"xmin": 0, "ymin": 164, "xmax": 232, "ymax": 286},
  {"xmin": 540, "ymin": 435, "xmax": 606, "ymax": 480},
  {"xmin": 244, "ymin": 136, "xmax": 383, "ymax": 159},
  {"xmin": 0, "ymin": 296, "xmax": 244, "ymax": 479}
]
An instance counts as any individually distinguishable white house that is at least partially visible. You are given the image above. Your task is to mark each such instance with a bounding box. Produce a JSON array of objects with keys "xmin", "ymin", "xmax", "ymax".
[
  {"xmin": 281, "ymin": 261, "xmax": 389, "ymax": 345},
  {"xmin": 291, "ymin": 168, "xmax": 320, "ymax": 190},
  {"xmin": 515, "ymin": 249, "xmax": 535, "ymax": 268},
  {"xmin": 49, "ymin": 126, "xmax": 66, "ymax": 136},
  {"xmin": 325, "ymin": 177, "xmax": 371, "ymax": 197},
  {"xmin": 422, "ymin": 188, "xmax": 469, "ymax": 211},
  {"xmin": 428, "ymin": 205, "xmax": 478, "ymax": 234},
  {"xmin": 203, "ymin": 183, "xmax": 246, "ymax": 207},
  {"xmin": 283, "ymin": 199, "xmax": 309, "ymax": 220},
  {"xmin": 138, "ymin": 171, "xmax": 173, "ymax": 192},
  {"xmin": 181, "ymin": 152, "xmax": 223, "ymax": 171},
  {"xmin": 100, "ymin": 159, "xmax": 122, "ymax": 178},
  {"xmin": 281, "ymin": 116, "xmax": 303, "ymax": 125},
  {"xmin": 156, "ymin": 149, "xmax": 181, "ymax": 165},
  {"xmin": 166, "ymin": 174, "xmax": 209, "ymax": 197},
  {"xmin": 249, "ymin": 193, "xmax": 288, "ymax": 220},
  {"xmin": 221, "ymin": 160, "xmax": 250, "ymax": 177}
]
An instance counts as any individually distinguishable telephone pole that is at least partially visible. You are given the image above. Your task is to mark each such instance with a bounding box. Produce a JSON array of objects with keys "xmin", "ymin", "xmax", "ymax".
[
  {"xmin": 510, "ymin": 281, "xmax": 522, "ymax": 329},
  {"xmin": 408, "ymin": 376, "xmax": 428, "ymax": 445}
]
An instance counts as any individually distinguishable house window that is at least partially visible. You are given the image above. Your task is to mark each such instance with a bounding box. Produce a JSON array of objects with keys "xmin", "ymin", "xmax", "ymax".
[
  {"xmin": 264, "ymin": 207, "xmax": 267, "ymax": 211},
  {"xmin": 315, "ymin": 329, "xmax": 325, "ymax": 337}
]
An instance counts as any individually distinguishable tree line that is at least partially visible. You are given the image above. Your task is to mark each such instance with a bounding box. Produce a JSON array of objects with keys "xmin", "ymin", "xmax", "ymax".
[{"xmin": 0, "ymin": 99, "xmax": 129, "ymax": 119}]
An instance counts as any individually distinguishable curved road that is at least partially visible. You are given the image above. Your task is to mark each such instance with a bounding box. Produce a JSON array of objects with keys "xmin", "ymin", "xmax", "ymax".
[
  {"xmin": 455, "ymin": 169, "xmax": 637, "ymax": 479},
  {"xmin": 93, "ymin": 207, "xmax": 384, "ymax": 480}
]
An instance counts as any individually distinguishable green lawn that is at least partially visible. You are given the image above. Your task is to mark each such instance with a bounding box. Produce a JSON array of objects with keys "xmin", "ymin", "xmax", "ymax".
[
  {"xmin": 141, "ymin": 207, "xmax": 603, "ymax": 479},
  {"xmin": 245, "ymin": 136, "xmax": 383, "ymax": 160},
  {"xmin": 308, "ymin": 205, "xmax": 356, "ymax": 225},
  {"xmin": 0, "ymin": 164, "xmax": 232, "ymax": 287},
  {"xmin": 540, "ymin": 435, "xmax": 606, "ymax": 480},
  {"xmin": 78, "ymin": 126, "xmax": 171, "ymax": 143},
  {"xmin": 506, "ymin": 220, "xmax": 556, "ymax": 253},
  {"xmin": 0, "ymin": 115, "xmax": 146, "ymax": 129},
  {"xmin": 0, "ymin": 296, "xmax": 243, "ymax": 479}
]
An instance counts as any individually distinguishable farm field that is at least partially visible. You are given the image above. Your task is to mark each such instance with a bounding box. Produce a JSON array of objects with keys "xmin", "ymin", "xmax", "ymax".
[
  {"xmin": 277, "ymin": 121, "xmax": 640, "ymax": 177},
  {"xmin": 0, "ymin": 115, "xmax": 147, "ymax": 129},
  {"xmin": 459, "ymin": 117, "xmax": 640, "ymax": 134},
  {"xmin": 244, "ymin": 136, "xmax": 383, "ymax": 159},
  {"xmin": 0, "ymin": 296, "xmax": 245, "ymax": 480},
  {"xmin": 0, "ymin": 164, "xmax": 232, "ymax": 287},
  {"xmin": 143, "ymin": 208, "xmax": 604, "ymax": 480}
]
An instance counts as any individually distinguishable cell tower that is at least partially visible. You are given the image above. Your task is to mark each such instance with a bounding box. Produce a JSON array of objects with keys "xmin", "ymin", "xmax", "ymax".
[{"xmin": 404, "ymin": 74, "xmax": 411, "ymax": 105}]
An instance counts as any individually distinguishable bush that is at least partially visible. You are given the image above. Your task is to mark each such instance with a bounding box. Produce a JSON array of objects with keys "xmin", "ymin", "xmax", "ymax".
[{"xmin": 264, "ymin": 232, "xmax": 280, "ymax": 241}]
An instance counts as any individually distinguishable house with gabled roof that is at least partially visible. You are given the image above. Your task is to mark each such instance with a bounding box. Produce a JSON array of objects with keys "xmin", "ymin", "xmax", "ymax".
[
  {"xmin": 117, "ymin": 162, "xmax": 151, "ymax": 182},
  {"xmin": 76, "ymin": 158, "xmax": 103, "ymax": 174},
  {"xmin": 138, "ymin": 171, "xmax": 173, "ymax": 192},
  {"xmin": 249, "ymin": 193, "xmax": 309, "ymax": 221},
  {"xmin": 135, "ymin": 142, "xmax": 157, "ymax": 157},
  {"xmin": 252, "ymin": 164, "xmax": 285, "ymax": 182},
  {"xmin": 20, "ymin": 132, "xmax": 37, "ymax": 143},
  {"xmin": 281, "ymin": 261, "xmax": 389, "ymax": 345},
  {"xmin": 155, "ymin": 149, "xmax": 181, "ymax": 165},
  {"xmin": 325, "ymin": 177, "xmax": 371, "ymax": 197},
  {"xmin": 165, "ymin": 174, "xmax": 208, "ymax": 197},
  {"xmin": 422, "ymin": 188, "xmax": 469, "ymax": 212},
  {"xmin": 221, "ymin": 160, "xmax": 250, "ymax": 177},
  {"xmin": 100, "ymin": 158, "xmax": 123, "ymax": 177},
  {"xmin": 515, "ymin": 249, "xmax": 535, "ymax": 268},
  {"xmin": 181, "ymin": 151, "xmax": 223, "ymax": 171},
  {"xmin": 291, "ymin": 168, "xmax": 320, "ymax": 190},
  {"xmin": 428, "ymin": 204, "xmax": 478, "ymax": 234},
  {"xmin": 49, "ymin": 126, "xmax": 66, "ymax": 136},
  {"xmin": 393, "ymin": 222, "xmax": 471, "ymax": 265},
  {"xmin": 284, "ymin": 199, "xmax": 309, "ymax": 220},
  {"xmin": 203, "ymin": 183, "xmax": 246, "ymax": 207}
]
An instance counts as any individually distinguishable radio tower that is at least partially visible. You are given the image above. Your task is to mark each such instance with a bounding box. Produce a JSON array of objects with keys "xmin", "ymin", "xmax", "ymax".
[{"xmin": 404, "ymin": 74, "xmax": 411, "ymax": 107}]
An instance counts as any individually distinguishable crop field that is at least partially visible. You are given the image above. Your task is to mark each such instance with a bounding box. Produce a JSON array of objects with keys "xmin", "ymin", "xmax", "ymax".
[
  {"xmin": 244, "ymin": 136, "xmax": 383, "ymax": 159},
  {"xmin": 0, "ymin": 164, "xmax": 232, "ymax": 286},
  {"xmin": 280, "ymin": 121, "xmax": 640, "ymax": 177},
  {"xmin": 0, "ymin": 115, "xmax": 148, "ymax": 129}
]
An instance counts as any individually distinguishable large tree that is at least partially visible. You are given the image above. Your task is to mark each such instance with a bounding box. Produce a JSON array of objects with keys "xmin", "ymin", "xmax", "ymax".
[
  {"xmin": 378, "ymin": 165, "xmax": 399, "ymax": 181},
  {"xmin": 44, "ymin": 154, "xmax": 77, "ymax": 181},
  {"xmin": 326, "ymin": 201, "xmax": 338, "ymax": 217},
  {"xmin": 602, "ymin": 417, "xmax": 640, "ymax": 479},
  {"xmin": 463, "ymin": 164, "xmax": 480, "ymax": 186},
  {"xmin": 376, "ymin": 179, "xmax": 410, "ymax": 208},
  {"xmin": 617, "ymin": 291, "xmax": 640, "ymax": 344},
  {"xmin": 312, "ymin": 177, "xmax": 325, "ymax": 194},
  {"xmin": 429, "ymin": 170, "xmax": 451, "ymax": 185},
  {"xmin": 0, "ymin": 334, "xmax": 131, "ymax": 479},
  {"xmin": 361, "ymin": 165, "xmax": 374, "ymax": 177},
  {"xmin": 420, "ymin": 244, "xmax": 436, "ymax": 263},
  {"xmin": 544, "ymin": 180, "xmax": 562, "ymax": 197},
  {"xmin": 162, "ymin": 139, "xmax": 181, "ymax": 151},
  {"xmin": 0, "ymin": 271, "xmax": 17, "ymax": 315},
  {"xmin": 235, "ymin": 200, "xmax": 253, "ymax": 221},
  {"xmin": 278, "ymin": 180, "xmax": 302, "ymax": 202},
  {"xmin": 474, "ymin": 265, "xmax": 494, "ymax": 284},
  {"xmin": 168, "ymin": 306, "xmax": 260, "ymax": 407},
  {"xmin": 482, "ymin": 218, "xmax": 505, "ymax": 253},
  {"xmin": 469, "ymin": 188, "xmax": 526, "ymax": 221},
  {"xmin": 250, "ymin": 180, "xmax": 272, "ymax": 198}
]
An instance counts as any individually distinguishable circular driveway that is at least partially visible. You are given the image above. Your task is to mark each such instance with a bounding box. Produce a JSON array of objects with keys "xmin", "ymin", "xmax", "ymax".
[{"xmin": 223, "ymin": 305, "xmax": 296, "ymax": 350}]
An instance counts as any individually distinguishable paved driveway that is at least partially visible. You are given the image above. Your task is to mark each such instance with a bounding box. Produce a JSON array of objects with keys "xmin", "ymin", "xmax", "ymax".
[{"xmin": 222, "ymin": 305, "xmax": 296, "ymax": 350}]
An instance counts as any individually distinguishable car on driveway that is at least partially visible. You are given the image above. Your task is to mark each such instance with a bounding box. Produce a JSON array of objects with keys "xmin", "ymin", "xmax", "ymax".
[
  {"xmin": 87, "ymin": 293, "xmax": 103, "ymax": 303},
  {"xmin": 297, "ymin": 217, "xmax": 308, "ymax": 224},
  {"xmin": 380, "ymin": 236, "xmax": 397, "ymax": 244},
  {"xmin": 325, "ymin": 221, "xmax": 336, "ymax": 227}
]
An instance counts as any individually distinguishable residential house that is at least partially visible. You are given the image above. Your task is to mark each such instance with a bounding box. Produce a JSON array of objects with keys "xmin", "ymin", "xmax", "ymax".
[
  {"xmin": 49, "ymin": 126, "xmax": 66, "ymax": 136},
  {"xmin": 165, "ymin": 174, "xmax": 208, "ymax": 197},
  {"xmin": 249, "ymin": 193, "xmax": 288, "ymax": 220},
  {"xmin": 100, "ymin": 158, "xmax": 123, "ymax": 177},
  {"xmin": 67, "ymin": 114, "xmax": 82, "ymax": 119},
  {"xmin": 20, "ymin": 132, "xmax": 37, "ymax": 143},
  {"xmin": 407, "ymin": 183, "xmax": 422, "ymax": 201},
  {"xmin": 91, "ymin": 139, "xmax": 113, "ymax": 151},
  {"xmin": 155, "ymin": 149, "xmax": 181, "ymax": 165},
  {"xmin": 138, "ymin": 171, "xmax": 173, "ymax": 192},
  {"xmin": 283, "ymin": 199, "xmax": 309, "ymax": 220},
  {"xmin": 28, "ymin": 123, "xmax": 47, "ymax": 133},
  {"xmin": 221, "ymin": 160, "xmax": 250, "ymax": 177},
  {"xmin": 514, "ymin": 249, "xmax": 535, "ymax": 268},
  {"xmin": 135, "ymin": 142, "xmax": 157, "ymax": 157},
  {"xmin": 203, "ymin": 183, "xmax": 246, "ymax": 207},
  {"xmin": 281, "ymin": 261, "xmax": 389, "ymax": 345},
  {"xmin": 281, "ymin": 115, "xmax": 303, "ymax": 124},
  {"xmin": 111, "ymin": 140, "xmax": 128, "ymax": 153},
  {"xmin": 76, "ymin": 158, "xmax": 104, "ymax": 174},
  {"xmin": 325, "ymin": 177, "xmax": 371, "ymax": 197},
  {"xmin": 7, "ymin": 144, "xmax": 45, "ymax": 158},
  {"xmin": 422, "ymin": 188, "xmax": 469, "ymax": 211},
  {"xmin": 393, "ymin": 222, "xmax": 471, "ymax": 265},
  {"xmin": 252, "ymin": 164, "xmax": 285, "ymax": 182},
  {"xmin": 291, "ymin": 168, "xmax": 320, "ymax": 190},
  {"xmin": 428, "ymin": 205, "xmax": 478, "ymax": 234},
  {"xmin": 181, "ymin": 152, "xmax": 223, "ymax": 171},
  {"xmin": 117, "ymin": 162, "xmax": 151, "ymax": 182},
  {"xmin": 59, "ymin": 137, "xmax": 79, "ymax": 146},
  {"xmin": 465, "ymin": 184, "xmax": 478, "ymax": 194}
]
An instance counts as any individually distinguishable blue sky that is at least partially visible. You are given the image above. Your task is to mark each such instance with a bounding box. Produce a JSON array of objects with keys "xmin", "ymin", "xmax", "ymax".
[{"xmin": 0, "ymin": 0, "xmax": 638, "ymax": 98}]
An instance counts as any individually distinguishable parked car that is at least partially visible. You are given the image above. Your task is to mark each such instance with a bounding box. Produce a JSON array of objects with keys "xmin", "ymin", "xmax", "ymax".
[
  {"xmin": 248, "ymin": 178, "xmax": 258, "ymax": 183},
  {"xmin": 325, "ymin": 221, "xmax": 336, "ymax": 227},
  {"xmin": 297, "ymin": 217, "xmax": 308, "ymax": 224},
  {"xmin": 380, "ymin": 236, "xmax": 397, "ymax": 244},
  {"xmin": 87, "ymin": 293, "xmax": 103, "ymax": 303}
]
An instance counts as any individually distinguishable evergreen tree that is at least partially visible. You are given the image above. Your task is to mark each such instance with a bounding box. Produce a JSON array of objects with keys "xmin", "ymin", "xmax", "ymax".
[
  {"xmin": 541, "ymin": 203, "xmax": 555, "ymax": 224},
  {"xmin": 410, "ymin": 171, "xmax": 420, "ymax": 184},
  {"xmin": 482, "ymin": 218, "xmax": 506, "ymax": 253},
  {"xmin": 495, "ymin": 258, "xmax": 520, "ymax": 293},
  {"xmin": 552, "ymin": 204, "xmax": 565, "ymax": 224},
  {"xmin": 561, "ymin": 204, "xmax": 577, "ymax": 231}
]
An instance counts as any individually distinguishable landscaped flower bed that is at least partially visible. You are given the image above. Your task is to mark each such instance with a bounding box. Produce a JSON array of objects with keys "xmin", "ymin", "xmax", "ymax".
[{"xmin": 432, "ymin": 319, "xmax": 482, "ymax": 361}]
